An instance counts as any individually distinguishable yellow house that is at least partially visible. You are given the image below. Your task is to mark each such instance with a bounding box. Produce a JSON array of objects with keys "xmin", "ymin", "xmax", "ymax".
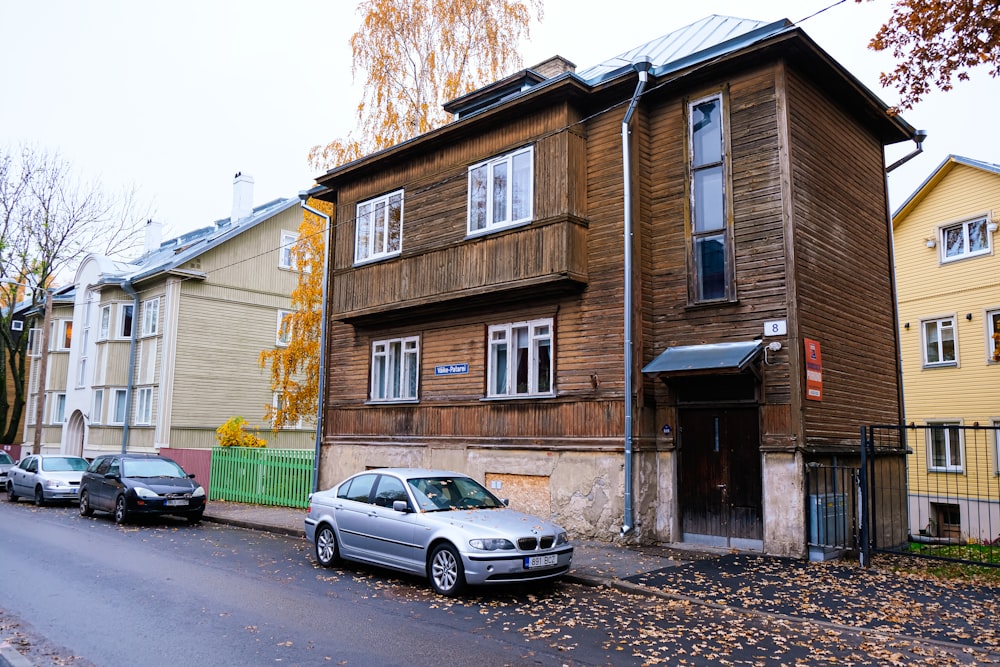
[{"xmin": 893, "ymin": 155, "xmax": 1000, "ymax": 542}]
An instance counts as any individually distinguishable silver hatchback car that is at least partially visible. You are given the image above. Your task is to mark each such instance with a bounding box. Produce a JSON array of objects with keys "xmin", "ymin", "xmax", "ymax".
[{"xmin": 305, "ymin": 468, "xmax": 573, "ymax": 596}]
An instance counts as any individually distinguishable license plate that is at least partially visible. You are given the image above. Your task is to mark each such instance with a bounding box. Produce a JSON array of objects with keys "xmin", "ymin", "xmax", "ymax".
[
  {"xmin": 165, "ymin": 499, "xmax": 188, "ymax": 507},
  {"xmin": 524, "ymin": 554, "xmax": 558, "ymax": 569}
]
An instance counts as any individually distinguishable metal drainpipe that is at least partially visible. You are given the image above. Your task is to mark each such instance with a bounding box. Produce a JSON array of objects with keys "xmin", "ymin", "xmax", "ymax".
[
  {"xmin": 620, "ymin": 58, "xmax": 652, "ymax": 536},
  {"xmin": 119, "ymin": 280, "xmax": 140, "ymax": 454},
  {"xmin": 299, "ymin": 196, "xmax": 331, "ymax": 494}
]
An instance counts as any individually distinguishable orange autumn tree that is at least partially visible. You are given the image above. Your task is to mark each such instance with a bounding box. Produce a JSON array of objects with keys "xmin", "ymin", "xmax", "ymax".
[
  {"xmin": 857, "ymin": 0, "xmax": 1000, "ymax": 109},
  {"xmin": 259, "ymin": 200, "xmax": 332, "ymax": 428},
  {"xmin": 308, "ymin": 0, "xmax": 543, "ymax": 171}
]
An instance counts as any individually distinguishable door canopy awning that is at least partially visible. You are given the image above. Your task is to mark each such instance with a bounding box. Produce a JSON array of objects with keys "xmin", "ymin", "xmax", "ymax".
[{"xmin": 642, "ymin": 340, "xmax": 764, "ymax": 377}]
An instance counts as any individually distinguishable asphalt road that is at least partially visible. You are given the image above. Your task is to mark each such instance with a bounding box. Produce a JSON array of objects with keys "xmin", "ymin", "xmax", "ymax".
[{"xmin": 2, "ymin": 499, "xmax": 997, "ymax": 666}]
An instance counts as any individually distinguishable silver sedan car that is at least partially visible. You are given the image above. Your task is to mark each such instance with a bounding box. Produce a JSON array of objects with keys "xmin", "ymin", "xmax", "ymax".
[
  {"xmin": 305, "ymin": 468, "xmax": 573, "ymax": 596},
  {"xmin": 7, "ymin": 454, "xmax": 89, "ymax": 505}
]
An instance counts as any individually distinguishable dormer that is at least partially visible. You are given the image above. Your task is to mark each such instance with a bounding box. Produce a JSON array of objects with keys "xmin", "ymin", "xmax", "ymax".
[{"xmin": 443, "ymin": 56, "xmax": 576, "ymax": 120}]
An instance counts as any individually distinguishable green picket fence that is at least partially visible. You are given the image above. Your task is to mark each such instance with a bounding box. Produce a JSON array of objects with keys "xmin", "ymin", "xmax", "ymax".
[{"xmin": 209, "ymin": 446, "xmax": 313, "ymax": 508}]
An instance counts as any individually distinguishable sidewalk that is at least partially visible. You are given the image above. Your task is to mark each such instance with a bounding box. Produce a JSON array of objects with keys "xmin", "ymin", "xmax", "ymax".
[{"xmin": 202, "ymin": 500, "xmax": 1000, "ymax": 658}]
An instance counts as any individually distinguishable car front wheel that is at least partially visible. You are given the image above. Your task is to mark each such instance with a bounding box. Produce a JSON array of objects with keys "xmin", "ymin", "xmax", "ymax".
[
  {"xmin": 114, "ymin": 495, "xmax": 129, "ymax": 524},
  {"xmin": 79, "ymin": 490, "xmax": 93, "ymax": 516},
  {"xmin": 429, "ymin": 543, "xmax": 465, "ymax": 596},
  {"xmin": 34, "ymin": 486, "xmax": 46, "ymax": 507},
  {"xmin": 314, "ymin": 524, "xmax": 339, "ymax": 567},
  {"xmin": 6, "ymin": 482, "xmax": 17, "ymax": 503}
]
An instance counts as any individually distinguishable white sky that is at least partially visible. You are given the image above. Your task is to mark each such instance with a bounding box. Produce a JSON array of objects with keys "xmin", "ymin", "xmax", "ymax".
[{"xmin": 2, "ymin": 0, "xmax": 996, "ymax": 241}]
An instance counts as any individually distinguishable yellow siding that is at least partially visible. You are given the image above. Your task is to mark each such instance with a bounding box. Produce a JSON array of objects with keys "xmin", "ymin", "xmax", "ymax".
[{"xmin": 894, "ymin": 161, "xmax": 1000, "ymax": 496}]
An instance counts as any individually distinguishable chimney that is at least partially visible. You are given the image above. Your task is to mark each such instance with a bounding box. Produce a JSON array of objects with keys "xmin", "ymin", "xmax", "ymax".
[
  {"xmin": 144, "ymin": 219, "xmax": 163, "ymax": 253},
  {"xmin": 231, "ymin": 171, "xmax": 254, "ymax": 223},
  {"xmin": 530, "ymin": 56, "xmax": 576, "ymax": 78}
]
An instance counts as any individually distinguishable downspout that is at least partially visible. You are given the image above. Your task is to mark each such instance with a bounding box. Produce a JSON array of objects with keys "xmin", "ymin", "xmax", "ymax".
[
  {"xmin": 120, "ymin": 280, "xmax": 140, "ymax": 454},
  {"xmin": 621, "ymin": 58, "xmax": 652, "ymax": 537},
  {"xmin": 299, "ymin": 194, "xmax": 331, "ymax": 494}
]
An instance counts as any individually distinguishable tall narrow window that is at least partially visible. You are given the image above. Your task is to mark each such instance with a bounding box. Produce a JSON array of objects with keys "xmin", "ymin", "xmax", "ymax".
[
  {"xmin": 276, "ymin": 310, "xmax": 293, "ymax": 346},
  {"xmin": 141, "ymin": 298, "xmax": 159, "ymax": 336},
  {"xmin": 59, "ymin": 320, "xmax": 73, "ymax": 350},
  {"xmin": 99, "ymin": 305, "xmax": 111, "ymax": 340},
  {"xmin": 120, "ymin": 304, "xmax": 134, "ymax": 338},
  {"xmin": 111, "ymin": 388, "xmax": 128, "ymax": 425},
  {"xmin": 487, "ymin": 318, "xmax": 553, "ymax": 398},
  {"xmin": 987, "ymin": 309, "xmax": 1000, "ymax": 363},
  {"xmin": 93, "ymin": 389, "xmax": 104, "ymax": 424},
  {"xmin": 52, "ymin": 393, "xmax": 67, "ymax": 424},
  {"xmin": 136, "ymin": 387, "xmax": 153, "ymax": 425},
  {"xmin": 370, "ymin": 336, "xmax": 419, "ymax": 401},
  {"xmin": 467, "ymin": 147, "xmax": 533, "ymax": 235},
  {"xmin": 922, "ymin": 317, "xmax": 957, "ymax": 366},
  {"xmin": 355, "ymin": 190, "xmax": 403, "ymax": 263},
  {"xmin": 279, "ymin": 231, "xmax": 298, "ymax": 269},
  {"xmin": 689, "ymin": 94, "xmax": 730, "ymax": 302}
]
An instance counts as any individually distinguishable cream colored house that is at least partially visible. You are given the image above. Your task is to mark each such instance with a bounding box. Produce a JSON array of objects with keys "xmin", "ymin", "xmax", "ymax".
[
  {"xmin": 893, "ymin": 155, "xmax": 1000, "ymax": 541},
  {"xmin": 23, "ymin": 174, "xmax": 315, "ymax": 466}
]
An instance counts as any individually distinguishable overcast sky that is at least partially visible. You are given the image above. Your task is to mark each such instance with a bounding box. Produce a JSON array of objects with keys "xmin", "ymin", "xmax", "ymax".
[{"xmin": 2, "ymin": 0, "xmax": 995, "ymax": 242}]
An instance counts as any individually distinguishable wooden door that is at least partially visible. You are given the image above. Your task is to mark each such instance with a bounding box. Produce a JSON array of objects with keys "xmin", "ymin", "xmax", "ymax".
[{"xmin": 678, "ymin": 407, "xmax": 762, "ymax": 543}]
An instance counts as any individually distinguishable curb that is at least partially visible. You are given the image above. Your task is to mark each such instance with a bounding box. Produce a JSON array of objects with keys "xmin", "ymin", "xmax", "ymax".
[
  {"xmin": 201, "ymin": 513, "xmax": 305, "ymax": 538},
  {"xmin": 0, "ymin": 645, "xmax": 33, "ymax": 667}
]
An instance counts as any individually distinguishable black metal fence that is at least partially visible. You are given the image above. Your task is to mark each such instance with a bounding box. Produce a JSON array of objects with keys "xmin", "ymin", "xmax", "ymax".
[
  {"xmin": 805, "ymin": 462, "xmax": 860, "ymax": 557},
  {"xmin": 860, "ymin": 424, "xmax": 1000, "ymax": 568}
]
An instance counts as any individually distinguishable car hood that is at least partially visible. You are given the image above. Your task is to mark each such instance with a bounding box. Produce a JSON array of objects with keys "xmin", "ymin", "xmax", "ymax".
[
  {"xmin": 128, "ymin": 476, "xmax": 200, "ymax": 494},
  {"xmin": 420, "ymin": 507, "xmax": 566, "ymax": 537}
]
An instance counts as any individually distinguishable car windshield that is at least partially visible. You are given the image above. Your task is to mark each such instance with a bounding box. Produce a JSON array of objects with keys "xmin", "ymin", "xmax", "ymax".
[
  {"xmin": 0, "ymin": 453, "xmax": 11, "ymax": 464},
  {"xmin": 407, "ymin": 476, "xmax": 503, "ymax": 512},
  {"xmin": 122, "ymin": 459, "xmax": 187, "ymax": 478},
  {"xmin": 42, "ymin": 457, "xmax": 88, "ymax": 472}
]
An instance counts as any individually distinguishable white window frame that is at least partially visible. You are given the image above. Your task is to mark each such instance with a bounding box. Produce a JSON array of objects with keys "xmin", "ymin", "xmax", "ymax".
[
  {"xmin": 92, "ymin": 389, "xmax": 104, "ymax": 425},
  {"xmin": 110, "ymin": 388, "xmax": 128, "ymax": 425},
  {"xmin": 487, "ymin": 318, "xmax": 554, "ymax": 399},
  {"xmin": 51, "ymin": 393, "xmax": 66, "ymax": 424},
  {"xmin": 98, "ymin": 304, "xmax": 111, "ymax": 340},
  {"xmin": 56, "ymin": 319, "xmax": 73, "ymax": 351},
  {"xmin": 279, "ymin": 230, "xmax": 298, "ymax": 270},
  {"xmin": 355, "ymin": 190, "xmax": 403, "ymax": 264},
  {"xmin": 76, "ymin": 357, "xmax": 87, "ymax": 388},
  {"xmin": 135, "ymin": 387, "xmax": 152, "ymax": 425},
  {"xmin": 939, "ymin": 215, "xmax": 991, "ymax": 263},
  {"xmin": 27, "ymin": 328, "xmax": 42, "ymax": 358},
  {"xmin": 118, "ymin": 304, "xmax": 134, "ymax": 339},
  {"xmin": 271, "ymin": 392, "xmax": 303, "ymax": 429},
  {"xmin": 467, "ymin": 147, "xmax": 533, "ymax": 236},
  {"xmin": 927, "ymin": 421, "xmax": 964, "ymax": 472},
  {"xmin": 276, "ymin": 310, "xmax": 293, "ymax": 346},
  {"xmin": 987, "ymin": 309, "xmax": 1000, "ymax": 363},
  {"xmin": 922, "ymin": 316, "xmax": 958, "ymax": 367},
  {"xmin": 370, "ymin": 336, "xmax": 419, "ymax": 402},
  {"xmin": 141, "ymin": 297, "xmax": 160, "ymax": 336}
]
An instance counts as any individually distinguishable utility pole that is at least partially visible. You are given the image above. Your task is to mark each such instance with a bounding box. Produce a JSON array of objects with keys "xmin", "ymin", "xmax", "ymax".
[{"xmin": 31, "ymin": 289, "xmax": 51, "ymax": 454}]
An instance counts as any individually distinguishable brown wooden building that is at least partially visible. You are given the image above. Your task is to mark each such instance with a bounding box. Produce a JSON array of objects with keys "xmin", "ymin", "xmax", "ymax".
[{"xmin": 311, "ymin": 15, "xmax": 916, "ymax": 557}]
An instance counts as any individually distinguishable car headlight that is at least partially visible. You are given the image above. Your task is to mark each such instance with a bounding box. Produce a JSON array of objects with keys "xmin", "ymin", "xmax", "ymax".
[
  {"xmin": 555, "ymin": 531, "xmax": 569, "ymax": 546},
  {"xmin": 469, "ymin": 538, "xmax": 515, "ymax": 551},
  {"xmin": 192, "ymin": 486, "xmax": 205, "ymax": 498},
  {"xmin": 134, "ymin": 487, "xmax": 161, "ymax": 499}
]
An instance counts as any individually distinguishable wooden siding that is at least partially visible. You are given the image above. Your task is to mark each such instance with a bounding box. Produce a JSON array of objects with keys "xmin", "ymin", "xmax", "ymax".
[{"xmin": 784, "ymin": 64, "xmax": 901, "ymax": 445}]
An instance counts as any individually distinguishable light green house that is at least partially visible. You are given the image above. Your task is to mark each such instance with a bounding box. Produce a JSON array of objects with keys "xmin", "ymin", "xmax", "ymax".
[{"xmin": 23, "ymin": 174, "xmax": 315, "ymax": 469}]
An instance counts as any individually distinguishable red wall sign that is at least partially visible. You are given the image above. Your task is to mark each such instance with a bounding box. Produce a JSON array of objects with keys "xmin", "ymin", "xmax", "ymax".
[{"xmin": 804, "ymin": 338, "xmax": 823, "ymax": 401}]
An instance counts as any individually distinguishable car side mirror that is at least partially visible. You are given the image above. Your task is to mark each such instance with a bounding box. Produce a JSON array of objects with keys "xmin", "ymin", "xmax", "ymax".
[
  {"xmin": 188, "ymin": 473, "xmax": 196, "ymax": 479},
  {"xmin": 501, "ymin": 498, "xmax": 510, "ymax": 507},
  {"xmin": 392, "ymin": 500, "xmax": 410, "ymax": 513},
  {"xmin": 104, "ymin": 472, "xmax": 119, "ymax": 480}
]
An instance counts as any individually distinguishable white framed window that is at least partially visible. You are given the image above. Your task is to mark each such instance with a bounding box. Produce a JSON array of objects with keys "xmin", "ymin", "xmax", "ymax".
[
  {"xmin": 927, "ymin": 421, "xmax": 963, "ymax": 472},
  {"xmin": 987, "ymin": 309, "xmax": 1000, "ymax": 363},
  {"xmin": 940, "ymin": 216, "xmax": 991, "ymax": 263},
  {"xmin": 119, "ymin": 304, "xmax": 134, "ymax": 339},
  {"xmin": 487, "ymin": 318, "xmax": 553, "ymax": 398},
  {"xmin": 689, "ymin": 93, "xmax": 731, "ymax": 302},
  {"xmin": 27, "ymin": 328, "xmax": 41, "ymax": 358},
  {"xmin": 56, "ymin": 320, "xmax": 73, "ymax": 351},
  {"xmin": 355, "ymin": 190, "xmax": 403, "ymax": 264},
  {"xmin": 99, "ymin": 305, "xmax": 111, "ymax": 340},
  {"xmin": 271, "ymin": 392, "xmax": 303, "ymax": 429},
  {"xmin": 468, "ymin": 147, "xmax": 533, "ymax": 235},
  {"xmin": 92, "ymin": 389, "xmax": 104, "ymax": 425},
  {"xmin": 370, "ymin": 336, "xmax": 419, "ymax": 402},
  {"xmin": 141, "ymin": 297, "xmax": 159, "ymax": 336},
  {"xmin": 922, "ymin": 316, "xmax": 957, "ymax": 367},
  {"xmin": 51, "ymin": 393, "xmax": 66, "ymax": 424},
  {"xmin": 276, "ymin": 310, "xmax": 293, "ymax": 346},
  {"xmin": 279, "ymin": 230, "xmax": 298, "ymax": 269},
  {"xmin": 77, "ymin": 357, "xmax": 87, "ymax": 388},
  {"xmin": 135, "ymin": 387, "xmax": 152, "ymax": 425},
  {"xmin": 110, "ymin": 388, "xmax": 128, "ymax": 425}
]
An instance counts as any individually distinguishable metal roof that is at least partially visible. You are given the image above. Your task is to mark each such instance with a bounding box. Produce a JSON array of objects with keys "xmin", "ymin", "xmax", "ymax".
[{"xmin": 642, "ymin": 340, "xmax": 763, "ymax": 375}]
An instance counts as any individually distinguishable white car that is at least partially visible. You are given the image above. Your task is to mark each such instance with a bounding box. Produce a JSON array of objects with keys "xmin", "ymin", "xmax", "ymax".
[
  {"xmin": 305, "ymin": 468, "xmax": 573, "ymax": 596},
  {"xmin": 7, "ymin": 454, "xmax": 89, "ymax": 506},
  {"xmin": 0, "ymin": 452, "xmax": 12, "ymax": 487}
]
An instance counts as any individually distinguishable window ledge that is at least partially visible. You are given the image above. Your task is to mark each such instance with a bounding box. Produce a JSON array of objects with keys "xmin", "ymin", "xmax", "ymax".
[
  {"xmin": 353, "ymin": 251, "xmax": 402, "ymax": 268},
  {"xmin": 465, "ymin": 219, "xmax": 533, "ymax": 240},
  {"xmin": 922, "ymin": 363, "xmax": 958, "ymax": 369},
  {"xmin": 365, "ymin": 399, "xmax": 420, "ymax": 406},
  {"xmin": 480, "ymin": 392, "xmax": 557, "ymax": 402}
]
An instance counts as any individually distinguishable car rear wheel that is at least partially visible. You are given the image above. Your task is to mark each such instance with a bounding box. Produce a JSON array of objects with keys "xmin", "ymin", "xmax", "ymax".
[
  {"xmin": 34, "ymin": 486, "xmax": 46, "ymax": 507},
  {"xmin": 79, "ymin": 490, "xmax": 93, "ymax": 516},
  {"xmin": 429, "ymin": 543, "xmax": 465, "ymax": 596},
  {"xmin": 6, "ymin": 482, "xmax": 17, "ymax": 503},
  {"xmin": 114, "ymin": 495, "xmax": 129, "ymax": 524},
  {"xmin": 187, "ymin": 510, "xmax": 203, "ymax": 524},
  {"xmin": 314, "ymin": 524, "xmax": 339, "ymax": 567}
]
